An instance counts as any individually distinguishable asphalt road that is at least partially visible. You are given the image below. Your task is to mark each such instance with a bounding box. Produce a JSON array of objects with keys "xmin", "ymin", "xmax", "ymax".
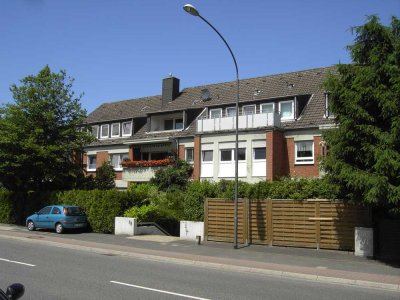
[{"xmin": 0, "ymin": 238, "xmax": 398, "ymax": 300}]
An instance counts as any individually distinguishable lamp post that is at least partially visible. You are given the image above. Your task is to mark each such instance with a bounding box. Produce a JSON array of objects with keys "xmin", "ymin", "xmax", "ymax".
[{"xmin": 183, "ymin": 4, "xmax": 239, "ymax": 249}]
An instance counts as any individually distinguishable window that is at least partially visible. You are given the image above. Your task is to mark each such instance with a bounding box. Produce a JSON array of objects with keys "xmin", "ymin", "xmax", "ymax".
[
  {"xmin": 324, "ymin": 93, "xmax": 334, "ymax": 118},
  {"xmin": 87, "ymin": 155, "xmax": 97, "ymax": 171},
  {"xmin": 91, "ymin": 126, "xmax": 99, "ymax": 138},
  {"xmin": 151, "ymin": 152, "xmax": 168, "ymax": 160},
  {"xmin": 261, "ymin": 103, "xmax": 274, "ymax": 114},
  {"xmin": 110, "ymin": 153, "xmax": 129, "ymax": 170},
  {"xmin": 142, "ymin": 152, "xmax": 149, "ymax": 161},
  {"xmin": 226, "ymin": 107, "xmax": 236, "ymax": 117},
  {"xmin": 100, "ymin": 124, "xmax": 109, "ymax": 138},
  {"xmin": 111, "ymin": 123, "xmax": 120, "ymax": 137},
  {"xmin": 38, "ymin": 207, "xmax": 52, "ymax": 215},
  {"xmin": 164, "ymin": 119, "xmax": 173, "ymax": 130},
  {"xmin": 51, "ymin": 207, "xmax": 61, "ymax": 215},
  {"xmin": 185, "ymin": 148, "xmax": 194, "ymax": 162},
  {"xmin": 253, "ymin": 147, "xmax": 266, "ymax": 160},
  {"xmin": 220, "ymin": 148, "xmax": 246, "ymax": 161},
  {"xmin": 295, "ymin": 141, "xmax": 314, "ymax": 164},
  {"xmin": 243, "ymin": 105, "xmax": 256, "ymax": 115},
  {"xmin": 122, "ymin": 121, "xmax": 132, "ymax": 136},
  {"xmin": 175, "ymin": 118, "xmax": 183, "ymax": 130},
  {"xmin": 209, "ymin": 108, "xmax": 222, "ymax": 119},
  {"xmin": 202, "ymin": 150, "xmax": 213, "ymax": 162},
  {"xmin": 279, "ymin": 100, "xmax": 294, "ymax": 120},
  {"xmin": 220, "ymin": 149, "xmax": 232, "ymax": 161}
]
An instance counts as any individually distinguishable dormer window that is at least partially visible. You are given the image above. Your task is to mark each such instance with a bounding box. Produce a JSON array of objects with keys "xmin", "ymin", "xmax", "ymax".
[
  {"xmin": 175, "ymin": 118, "xmax": 183, "ymax": 129},
  {"xmin": 261, "ymin": 103, "xmax": 274, "ymax": 114},
  {"xmin": 164, "ymin": 118, "xmax": 183, "ymax": 131},
  {"xmin": 279, "ymin": 100, "xmax": 294, "ymax": 120},
  {"xmin": 226, "ymin": 107, "xmax": 236, "ymax": 117},
  {"xmin": 243, "ymin": 105, "xmax": 256, "ymax": 115},
  {"xmin": 324, "ymin": 92, "xmax": 334, "ymax": 118},
  {"xmin": 209, "ymin": 108, "xmax": 222, "ymax": 119},
  {"xmin": 164, "ymin": 119, "xmax": 173, "ymax": 130},
  {"xmin": 111, "ymin": 123, "xmax": 120, "ymax": 137},
  {"xmin": 122, "ymin": 121, "xmax": 132, "ymax": 136},
  {"xmin": 100, "ymin": 124, "xmax": 109, "ymax": 138}
]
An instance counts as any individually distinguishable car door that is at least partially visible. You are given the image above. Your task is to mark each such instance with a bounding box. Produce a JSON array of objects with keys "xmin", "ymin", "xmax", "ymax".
[
  {"xmin": 48, "ymin": 206, "xmax": 62, "ymax": 228},
  {"xmin": 35, "ymin": 206, "xmax": 52, "ymax": 228}
]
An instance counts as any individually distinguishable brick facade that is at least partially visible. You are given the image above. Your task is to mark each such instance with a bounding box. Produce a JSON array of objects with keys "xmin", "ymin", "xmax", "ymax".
[
  {"xmin": 287, "ymin": 136, "xmax": 321, "ymax": 178},
  {"xmin": 193, "ymin": 135, "xmax": 201, "ymax": 180},
  {"xmin": 178, "ymin": 144, "xmax": 185, "ymax": 160},
  {"xmin": 266, "ymin": 130, "xmax": 289, "ymax": 180}
]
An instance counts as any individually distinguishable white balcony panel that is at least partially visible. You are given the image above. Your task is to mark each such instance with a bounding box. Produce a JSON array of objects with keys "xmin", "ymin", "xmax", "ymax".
[
  {"xmin": 197, "ymin": 112, "xmax": 280, "ymax": 133},
  {"xmin": 122, "ymin": 166, "xmax": 165, "ymax": 182},
  {"xmin": 218, "ymin": 161, "xmax": 246, "ymax": 178},
  {"xmin": 201, "ymin": 163, "xmax": 213, "ymax": 177}
]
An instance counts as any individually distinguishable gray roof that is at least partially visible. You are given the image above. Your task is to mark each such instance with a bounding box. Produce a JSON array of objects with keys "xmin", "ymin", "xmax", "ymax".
[{"xmin": 85, "ymin": 66, "xmax": 337, "ymax": 146}]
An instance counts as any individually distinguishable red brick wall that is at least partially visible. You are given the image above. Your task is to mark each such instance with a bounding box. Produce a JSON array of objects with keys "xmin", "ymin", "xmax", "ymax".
[
  {"xmin": 178, "ymin": 145, "xmax": 185, "ymax": 160},
  {"xmin": 266, "ymin": 130, "xmax": 289, "ymax": 180},
  {"xmin": 193, "ymin": 136, "xmax": 201, "ymax": 180},
  {"xmin": 96, "ymin": 151, "xmax": 109, "ymax": 168},
  {"xmin": 115, "ymin": 172, "xmax": 122, "ymax": 180},
  {"xmin": 287, "ymin": 136, "xmax": 321, "ymax": 177}
]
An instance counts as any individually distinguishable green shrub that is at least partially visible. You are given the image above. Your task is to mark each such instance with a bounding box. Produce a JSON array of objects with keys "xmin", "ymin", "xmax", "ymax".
[
  {"xmin": 150, "ymin": 159, "xmax": 193, "ymax": 191},
  {"xmin": 54, "ymin": 189, "xmax": 131, "ymax": 233},
  {"xmin": 95, "ymin": 161, "xmax": 116, "ymax": 190},
  {"xmin": 127, "ymin": 183, "xmax": 158, "ymax": 206},
  {"xmin": 0, "ymin": 188, "xmax": 13, "ymax": 223},
  {"xmin": 183, "ymin": 180, "xmax": 217, "ymax": 221}
]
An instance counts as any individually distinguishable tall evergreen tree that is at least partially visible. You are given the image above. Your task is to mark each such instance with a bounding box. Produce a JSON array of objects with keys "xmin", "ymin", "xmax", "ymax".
[
  {"xmin": 323, "ymin": 16, "xmax": 400, "ymax": 212},
  {"xmin": 95, "ymin": 161, "xmax": 116, "ymax": 190},
  {"xmin": 0, "ymin": 66, "xmax": 93, "ymax": 192}
]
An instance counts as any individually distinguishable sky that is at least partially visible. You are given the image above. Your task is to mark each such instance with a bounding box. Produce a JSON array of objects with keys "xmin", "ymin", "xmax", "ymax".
[{"xmin": 0, "ymin": 1, "xmax": 399, "ymax": 114}]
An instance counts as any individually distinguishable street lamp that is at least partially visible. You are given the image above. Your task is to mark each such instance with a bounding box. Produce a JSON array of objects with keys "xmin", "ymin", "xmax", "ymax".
[{"xmin": 183, "ymin": 4, "xmax": 240, "ymax": 249}]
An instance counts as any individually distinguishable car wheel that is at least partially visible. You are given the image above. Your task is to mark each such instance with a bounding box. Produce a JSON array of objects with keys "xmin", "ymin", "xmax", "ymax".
[
  {"xmin": 55, "ymin": 223, "xmax": 64, "ymax": 234},
  {"xmin": 27, "ymin": 220, "xmax": 35, "ymax": 231}
]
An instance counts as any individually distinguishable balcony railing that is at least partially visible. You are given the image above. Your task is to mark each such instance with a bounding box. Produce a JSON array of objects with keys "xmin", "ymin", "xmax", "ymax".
[{"xmin": 196, "ymin": 111, "xmax": 281, "ymax": 133}]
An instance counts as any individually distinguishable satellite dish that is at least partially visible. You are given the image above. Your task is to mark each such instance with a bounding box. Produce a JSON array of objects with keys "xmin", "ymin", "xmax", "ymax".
[{"xmin": 201, "ymin": 89, "xmax": 211, "ymax": 101}]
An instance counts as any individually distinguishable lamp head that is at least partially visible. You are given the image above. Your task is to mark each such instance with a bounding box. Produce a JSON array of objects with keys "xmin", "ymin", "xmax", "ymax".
[{"xmin": 183, "ymin": 4, "xmax": 199, "ymax": 17}]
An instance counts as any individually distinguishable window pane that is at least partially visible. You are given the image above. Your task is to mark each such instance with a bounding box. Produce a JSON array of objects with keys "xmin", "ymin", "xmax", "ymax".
[
  {"xmin": 88, "ymin": 156, "xmax": 96, "ymax": 169},
  {"xmin": 280, "ymin": 101, "xmax": 293, "ymax": 119},
  {"xmin": 210, "ymin": 109, "xmax": 222, "ymax": 118},
  {"xmin": 51, "ymin": 207, "xmax": 61, "ymax": 215},
  {"xmin": 122, "ymin": 153, "xmax": 129, "ymax": 161},
  {"xmin": 151, "ymin": 152, "xmax": 168, "ymax": 160},
  {"xmin": 202, "ymin": 150, "xmax": 213, "ymax": 162},
  {"xmin": 122, "ymin": 122, "xmax": 132, "ymax": 135},
  {"xmin": 164, "ymin": 119, "xmax": 173, "ymax": 130},
  {"xmin": 112, "ymin": 124, "xmax": 120, "ymax": 136},
  {"xmin": 175, "ymin": 119, "xmax": 183, "ymax": 129},
  {"xmin": 101, "ymin": 125, "xmax": 109, "ymax": 137},
  {"xmin": 296, "ymin": 141, "xmax": 314, "ymax": 163},
  {"xmin": 142, "ymin": 152, "xmax": 149, "ymax": 160},
  {"xmin": 261, "ymin": 104, "xmax": 273, "ymax": 113},
  {"xmin": 243, "ymin": 106, "xmax": 255, "ymax": 115},
  {"xmin": 220, "ymin": 150, "xmax": 232, "ymax": 161},
  {"xmin": 186, "ymin": 148, "xmax": 194, "ymax": 162},
  {"xmin": 226, "ymin": 107, "xmax": 236, "ymax": 117},
  {"xmin": 236, "ymin": 148, "xmax": 246, "ymax": 161},
  {"xmin": 111, "ymin": 154, "xmax": 120, "ymax": 168},
  {"xmin": 39, "ymin": 207, "xmax": 51, "ymax": 214},
  {"xmin": 91, "ymin": 126, "xmax": 99, "ymax": 138},
  {"xmin": 254, "ymin": 148, "xmax": 266, "ymax": 160}
]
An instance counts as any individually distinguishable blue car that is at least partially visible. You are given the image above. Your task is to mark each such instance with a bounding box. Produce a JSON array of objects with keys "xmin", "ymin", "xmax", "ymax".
[{"xmin": 26, "ymin": 205, "xmax": 87, "ymax": 234}]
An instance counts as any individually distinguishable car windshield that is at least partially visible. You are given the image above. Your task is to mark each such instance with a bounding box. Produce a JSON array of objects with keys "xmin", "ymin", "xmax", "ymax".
[{"xmin": 66, "ymin": 207, "xmax": 85, "ymax": 216}]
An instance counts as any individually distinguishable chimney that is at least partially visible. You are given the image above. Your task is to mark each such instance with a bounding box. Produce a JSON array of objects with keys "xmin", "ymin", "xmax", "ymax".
[{"xmin": 162, "ymin": 74, "xmax": 180, "ymax": 106}]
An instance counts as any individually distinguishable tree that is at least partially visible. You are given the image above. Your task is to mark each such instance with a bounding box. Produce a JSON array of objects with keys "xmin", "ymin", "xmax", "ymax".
[
  {"xmin": 95, "ymin": 161, "xmax": 116, "ymax": 190},
  {"xmin": 150, "ymin": 159, "xmax": 193, "ymax": 191},
  {"xmin": 323, "ymin": 16, "xmax": 400, "ymax": 212},
  {"xmin": 0, "ymin": 66, "xmax": 93, "ymax": 192}
]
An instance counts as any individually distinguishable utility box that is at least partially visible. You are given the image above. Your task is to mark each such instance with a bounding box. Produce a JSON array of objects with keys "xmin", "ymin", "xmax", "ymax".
[
  {"xmin": 115, "ymin": 217, "xmax": 137, "ymax": 235},
  {"xmin": 355, "ymin": 227, "xmax": 374, "ymax": 258}
]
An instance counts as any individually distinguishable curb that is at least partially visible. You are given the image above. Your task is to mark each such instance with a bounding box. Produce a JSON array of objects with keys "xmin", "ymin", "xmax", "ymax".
[{"xmin": 0, "ymin": 233, "xmax": 399, "ymax": 292}]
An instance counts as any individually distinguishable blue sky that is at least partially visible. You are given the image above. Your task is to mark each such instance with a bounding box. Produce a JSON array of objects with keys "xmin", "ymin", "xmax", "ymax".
[{"xmin": 0, "ymin": 1, "xmax": 398, "ymax": 114}]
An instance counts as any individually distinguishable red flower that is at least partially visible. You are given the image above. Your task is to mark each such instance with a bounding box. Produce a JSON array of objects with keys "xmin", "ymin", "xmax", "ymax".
[{"xmin": 122, "ymin": 158, "xmax": 174, "ymax": 168}]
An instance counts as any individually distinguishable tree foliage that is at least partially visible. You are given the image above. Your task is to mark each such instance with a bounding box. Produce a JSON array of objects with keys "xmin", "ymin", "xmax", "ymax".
[
  {"xmin": 150, "ymin": 159, "xmax": 193, "ymax": 191},
  {"xmin": 95, "ymin": 160, "xmax": 116, "ymax": 190},
  {"xmin": 323, "ymin": 16, "xmax": 400, "ymax": 211},
  {"xmin": 0, "ymin": 66, "xmax": 92, "ymax": 192}
]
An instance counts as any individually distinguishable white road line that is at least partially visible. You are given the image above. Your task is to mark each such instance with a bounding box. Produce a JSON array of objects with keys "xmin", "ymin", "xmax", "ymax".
[
  {"xmin": 0, "ymin": 257, "xmax": 36, "ymax": 267},
  {"xmin": 110, "ymin": 281, "xmax": 210, "ymax": 300}
]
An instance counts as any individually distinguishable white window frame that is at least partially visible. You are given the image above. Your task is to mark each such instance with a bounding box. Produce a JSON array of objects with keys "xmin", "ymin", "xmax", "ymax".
[
  {"xmin": 185, "ymin": 148, "xmax": 194, "ymax": 163},
  {"xmin": 261, "ymin": 103, "xmax": 274, "ymax": 114},
  {"xmin": 219, "ymin": 148, "xmax": 246, "ymax": 162},
  {"xmin": 226, "ymin": 107, "xmax": 236, "ymax": 117},
  {"xmin": 324, "ymin": 93, "xmax": 334, "ymax": 118},
  {"xmin": 87, "ymin": 155, "xmax": 97, "ymax": 171},
  {"xmin": 279, "ymin": 100, "xmax": 294, "ymax": 120},
  {"xmin": 111, "ymin": 123, "xmax": 120, "ymax": 137},
  {"xmin": 122, "ymin": 121, "xmax": 132, "ymax": 136},
  {"xmin": 174, "ymin": 118, "xmax": 184, "ymax": 130},
  {"xmin": 253, "ymin": 147, "xmax": 266, "ymax": 160},
  {"xmin": 201, "ymin": 150, "xmax": 213, "ymax": 162},
  {"xmin": 209, "ymin": 108, "xmax": 222, "ymax": 119},
  {"xmin": 91, "ymin": 125, "xmax": 99, "ymax": 139},
  {"xmin": 242, "ymin": 105, "xmax": 256, "ymax": 115},
  {"xmin": 100, "ymin": 124, "xmax": 109, "ymax": 139},
  {"xmin": 295, "ymin": 141, "xmax": 314, "ymax": 164},
  {"xmin": 110, "ymin": 153, "xmax": 129, "ymax": 171}
]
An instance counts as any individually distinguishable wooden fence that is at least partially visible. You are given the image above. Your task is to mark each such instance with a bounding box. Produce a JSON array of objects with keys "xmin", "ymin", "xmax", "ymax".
[{"xmin": 204, "ymin": 199, "xmax": 371, "ymax": 251}]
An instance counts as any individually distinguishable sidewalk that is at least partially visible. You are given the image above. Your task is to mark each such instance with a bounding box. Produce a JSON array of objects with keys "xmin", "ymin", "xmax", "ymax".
[{"xmin": 0, "ymin": 224, "xmax": 399, "ymax": 292}]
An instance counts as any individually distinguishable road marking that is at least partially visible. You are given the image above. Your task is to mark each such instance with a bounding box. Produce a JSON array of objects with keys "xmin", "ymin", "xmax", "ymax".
[
  {"xmin": 0, "ymin": 257, "xmax": 36, "ymax": 267},
  {"xmin": 110, "ymin": 281, "xmax": 210, "ymax": 300}
]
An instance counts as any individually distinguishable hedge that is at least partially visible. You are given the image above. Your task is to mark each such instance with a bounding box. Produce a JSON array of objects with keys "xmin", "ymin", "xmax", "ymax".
[{"xmin": 0, "ymin": 188, "xmax": 13, "ymax": 223}]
